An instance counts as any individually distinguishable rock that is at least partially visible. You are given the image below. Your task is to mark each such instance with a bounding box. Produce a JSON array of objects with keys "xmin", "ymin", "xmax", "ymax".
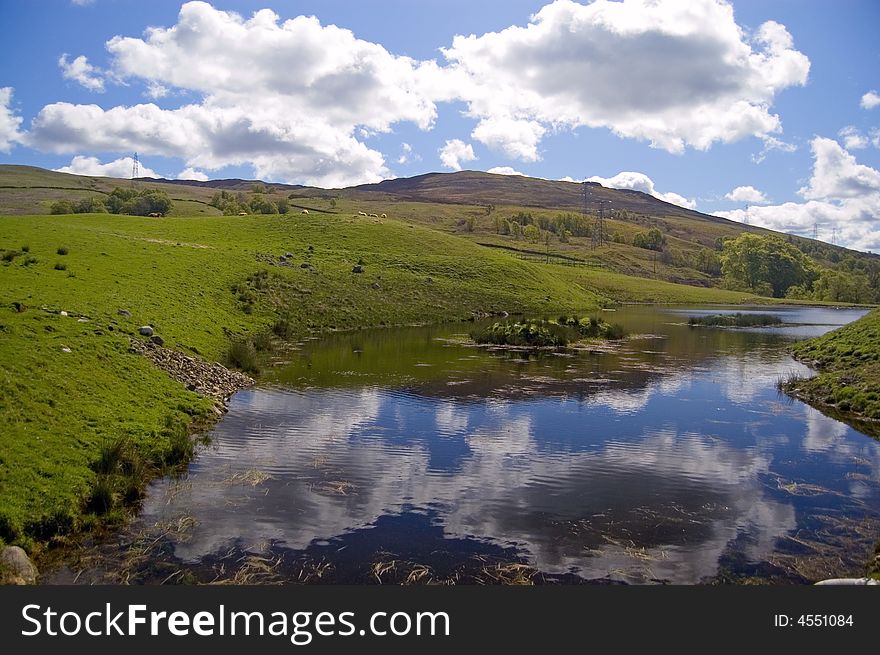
[
  {"xmin": 352, "ymin": 265, "xmax": 364, "ymax": 273},
  {"xmin": 285, "ymin": 252, "xmax": 294, "ymax": 258},
  {"xmin": 0, "ymin": 546, "xmax": 37, "ymax": 585},
  {"xmin": 117, "ymin": 309, "xmax": 131, "ymax": 317},
  {"xmin": 371, "ymin": 282, "xmax": 381, "ymax": 289},
  {"xmin": 61, "ymin": 346, "xmax": 72, "ymax": 353},
  {"xmin": 138, "ymin": 325, "xmax": 154, "ymax": 337},
  {"xmin": 300, "ymin": 263, "xmax": 312, "ymax": 269},
  {"xmin": 59, "ymin": 310, "xmax": 68, "ymax": 317},
  {"xmin": 150, "ymin": 335, "xmax": 165, "ymax": 346},
  {"xmin": 12, "ymin": 302, "xmax": 26, "ymax": 313}
]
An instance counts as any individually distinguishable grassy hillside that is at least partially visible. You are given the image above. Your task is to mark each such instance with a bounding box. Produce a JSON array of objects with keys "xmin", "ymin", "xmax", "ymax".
[
  {"xmin": 5, "ymin": 165, "xmax": 872, "ymax": 292},
  {"xmin": 1, "ymin": 210, "xmax": 766, "ymax": 551},
  {"xmin": 786, "ymin": 309, "xmax": 880, "ymax": 433}
]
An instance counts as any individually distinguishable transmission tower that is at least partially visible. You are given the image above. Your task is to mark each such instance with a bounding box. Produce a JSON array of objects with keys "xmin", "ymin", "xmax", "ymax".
[
  {"xmin": 812, "ymin": 221, "xmax": 818, "ymax": 240},
  {"xmin": 131, "ymin": 152, "xmax": 139, "ymax": 180},
  {"xmin": 831, "ymin": 226, "xmax": 838, "ymax": 246},
  {"xmin": 583, "ymin": 182, "xmax": 609, "ymax": 249}
]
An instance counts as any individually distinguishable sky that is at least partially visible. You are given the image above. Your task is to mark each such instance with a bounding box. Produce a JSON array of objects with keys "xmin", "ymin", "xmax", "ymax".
[{"xmin": 1, "ymin": 0, "xmax": 879, "ymax": 251}]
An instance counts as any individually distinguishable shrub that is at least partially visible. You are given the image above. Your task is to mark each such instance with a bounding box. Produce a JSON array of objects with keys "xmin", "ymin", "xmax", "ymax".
[{"xmin": 225, "ymin": 339, "xmax": 260, "ymax": 374}]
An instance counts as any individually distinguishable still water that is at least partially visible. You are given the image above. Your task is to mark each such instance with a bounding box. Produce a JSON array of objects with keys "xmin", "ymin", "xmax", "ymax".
[{"xmin": 133, "ymin": 305, "xmax": 880, "ymax": 584}]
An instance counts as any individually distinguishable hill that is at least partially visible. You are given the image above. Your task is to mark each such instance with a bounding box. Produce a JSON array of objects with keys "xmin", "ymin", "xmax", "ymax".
[{"xmin": 1, "ymin": 164, "xmax": 875, "ymax": 291}]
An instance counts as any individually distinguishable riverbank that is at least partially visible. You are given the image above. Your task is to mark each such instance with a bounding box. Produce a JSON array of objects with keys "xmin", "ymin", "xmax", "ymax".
[
  {"xmin": 782, "ymin": 308, "xmax": 880, "ymax": 580},
  {"xmin": 783, "ymin": 308, "xmax": 880, "ymax": 438},
  {"xmin": 0, "ymin": 212, "xmax": 766, "ymax": 572}
]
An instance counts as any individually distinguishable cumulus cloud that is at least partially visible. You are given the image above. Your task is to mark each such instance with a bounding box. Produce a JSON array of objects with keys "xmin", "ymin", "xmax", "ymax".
[
  {"xmin": 586, "ymin": 171, "xmax": 696, "ymax": 209},
  {"xmin": 0, "ymin": 87, "xmax": 23, "ymax": 153},
  {"xmin": 442, "ymin": 0, "xmax": 809, "ymax": 157},
  {"xmin": 177, "ymin": 167, "xmax": 208, "ymax": 181},
  {"xmin": 58, "ymin": 54, "xmax": 105, "ymax": 92},
  {"xmin": 715, "ymin": 137, "xmax": 880, "ymax": 251},
  {"xmin": 838, "ymin": 126, "xmax": 868, "ymax": 150},
  {"xmin": 27, "ymin": 2, "xmax": 457, "ymax": 186},
  {"xmin": 861, "ymin": 91, "xmax": 880, "ymax": 110},
  {"xmin": 439, "ymin": 139, "xmax": 476, "ymax": 171},
  {"xmin": 487, "ymin": 166, "xmax": 525, "ymax": 176},
  {"xmin": 55, "ymin": 155, "xmax": 160, "ymax": 178},
  {"xmin": 725, "ymin": 185, "xmax": 768, "ymax": 203}
]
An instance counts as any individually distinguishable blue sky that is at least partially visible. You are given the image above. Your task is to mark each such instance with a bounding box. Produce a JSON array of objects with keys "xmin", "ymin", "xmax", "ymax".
[{"xmin": 1, "ymin": 0, "xmax": 879, "ymax": 249}]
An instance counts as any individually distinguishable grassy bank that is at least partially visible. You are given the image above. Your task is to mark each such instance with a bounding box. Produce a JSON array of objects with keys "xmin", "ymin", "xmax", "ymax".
[
  {"xmin": 1, "ymin": 212, "xmax": 758, "ymax": 554},
  {"xmin": 784, "ymin": 308, "xmax": 880, "ymax": 433}
]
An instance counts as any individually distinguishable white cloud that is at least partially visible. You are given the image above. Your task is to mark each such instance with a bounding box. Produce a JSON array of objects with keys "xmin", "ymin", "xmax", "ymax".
[
  {"xmin": 487, "ymin": 166, "xmax": 524, "ymax": 176},
  {"xmin": 752, "ymin": 135, "xmax": 797, "ymax": 163},
  {"xmin": 442, "ymin": 0, "xmax": 809, "ymax": 157},
  {"xmin": 0, "ymin": 87, "xmax": 23, "ymax": 153},
  {"xmin": 471, "ymin": 117, "xmax": 545, "ymax": 162},
  {"xmin": 71, "ymin": 0, "xmax": 95, "ymax": 5},
  {"xmin": 438, "ymin": 139, "xmax": 476, "ymax": 171},
  {"xmin": 871, "ymin": 128, "xmax": 880, "ymax": 150},
  {"xmin": 715, "ymin": 137, "xmax": 880, "ymax": 251},
  {"xmin": 725, "ymin": 185, "xmax": 768, "ymax": 203},
  {"xmin": 397, "ymin": 141, "xmax": 420, "ymax": 165},
  {"xmin": 55, "ymin": 155, "xmax": 160, "ymax": 179},
  {"xmin": 58, "ymin": 54, "xmax": 105, "ymax": 92},
  {"xmin": 586, "ymin": 171, "xmax": 696, "ymax": 209},
  {"xmin": 838, "ymin": 125, "xmax": 868, "ymax": 150},
  {"xmin": 798, "ymin": 137, "xmax": 880, "ymax": 199},
  {"xmin": 26, "ymin": 2, "xmax": 459, "ymax": 186},
  {"xmin": 144, "ymin": 81, "xmax": 169, "ymax": 100},
  {"xmin": 177, "ymin": 167, "xmax": 208, "ymax": 181},
  {"xmin": 861, "ymin": 90, "xmax": 880, "ymax": 110}
]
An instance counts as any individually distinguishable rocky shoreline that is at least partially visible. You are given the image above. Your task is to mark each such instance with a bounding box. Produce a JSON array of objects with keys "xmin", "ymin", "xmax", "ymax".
[{"xmin": 128, "ymin": 338, "xmax": 254, "ymax": 403}]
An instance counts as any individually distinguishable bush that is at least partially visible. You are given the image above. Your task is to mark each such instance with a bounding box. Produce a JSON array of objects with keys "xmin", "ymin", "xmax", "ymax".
[{"xmin": 225, "ymin": 339, "xmax": 260, "ymax": 374}]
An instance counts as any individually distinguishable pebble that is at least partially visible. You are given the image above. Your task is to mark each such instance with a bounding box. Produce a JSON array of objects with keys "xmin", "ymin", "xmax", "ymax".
[{"xmin": 128, "ymin": 339, "xmax": 253, "ymax": 400}]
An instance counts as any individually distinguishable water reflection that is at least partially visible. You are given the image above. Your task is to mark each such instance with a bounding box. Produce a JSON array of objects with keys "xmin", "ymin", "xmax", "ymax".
[{"xmin": 133, "ymin": 305, "xmax": 879, "ymax": 583}]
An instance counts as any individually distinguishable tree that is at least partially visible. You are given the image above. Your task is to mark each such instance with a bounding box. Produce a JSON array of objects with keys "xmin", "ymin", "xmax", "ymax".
[
  {"xmin": 633, "ymin": 228, "xmax": 666, "ymax": 251},
  {"xmin": 50, "ymin": 200, "xmax": 75, "ymax": 214},
  {"xmin": 721, "ymin": 234, "xmax": 816, "ymax": 297}
]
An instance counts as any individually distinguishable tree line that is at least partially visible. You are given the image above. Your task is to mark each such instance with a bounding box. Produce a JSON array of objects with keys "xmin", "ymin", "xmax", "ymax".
[{"xmin": 50, "ymin": 187, "xmax": 174, "ymax": 216}]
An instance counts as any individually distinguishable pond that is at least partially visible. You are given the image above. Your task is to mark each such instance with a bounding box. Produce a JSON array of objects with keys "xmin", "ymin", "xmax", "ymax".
[{"xmin": 79, "ymin": 305, "xmax": 880, "ymax": 584}]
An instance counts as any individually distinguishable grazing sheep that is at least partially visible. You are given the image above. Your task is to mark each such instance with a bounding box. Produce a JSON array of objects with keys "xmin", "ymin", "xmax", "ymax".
[
  {"xmin": 301, "ymin": 209, "xmax": 310, "ymax": 214},
  {"xmin": 380, "ymin": 213, "xmax": 387, "ymax": 218},
  {"xmin": 358, "ymin": 211, "xmax": 367, "ymax": 217},
  {"xmin": 148, "ymin": 212, "xmax": 161, "ymax": 217},
  {"xmin": 238, "ymin": 211, "xmax": 247, "ymax": 216}
]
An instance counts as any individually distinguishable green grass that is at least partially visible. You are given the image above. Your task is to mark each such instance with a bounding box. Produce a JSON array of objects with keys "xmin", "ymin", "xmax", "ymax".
[
  {"xmin": 787, "ymin": 309, "xmax": 880, "ymax": 423},
  {"xmin": 688, "ymin": 313, "xmax": 783, "ymax": 327}
]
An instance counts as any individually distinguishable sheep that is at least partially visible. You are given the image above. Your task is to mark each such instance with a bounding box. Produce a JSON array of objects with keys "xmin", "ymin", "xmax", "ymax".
[
  {"xmin": 380, "ymin": 213, "xmax": 387, "ymax": 218},
  {"xmin": 358, "ymin": 211, "xmax": 367, "ymax": 217},
  {"xmin": 301, "ymin": 209, "xmax": 310, "ymax": 214}
]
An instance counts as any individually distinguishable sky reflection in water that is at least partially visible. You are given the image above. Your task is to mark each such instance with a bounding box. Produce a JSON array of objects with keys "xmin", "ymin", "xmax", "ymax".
[{"xmin": 139, "ymin": 306, "xmax": 880, "ymax": 583}]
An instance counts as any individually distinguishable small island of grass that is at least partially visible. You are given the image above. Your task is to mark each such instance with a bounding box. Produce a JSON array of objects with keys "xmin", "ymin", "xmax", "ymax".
[
  {"xmin": 688, "ymin": 312, "xmax": 783, "ymax": 328},
  {"xmin": 470, "ymin": 315, "xmax": 625, "ymax": 348}
]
